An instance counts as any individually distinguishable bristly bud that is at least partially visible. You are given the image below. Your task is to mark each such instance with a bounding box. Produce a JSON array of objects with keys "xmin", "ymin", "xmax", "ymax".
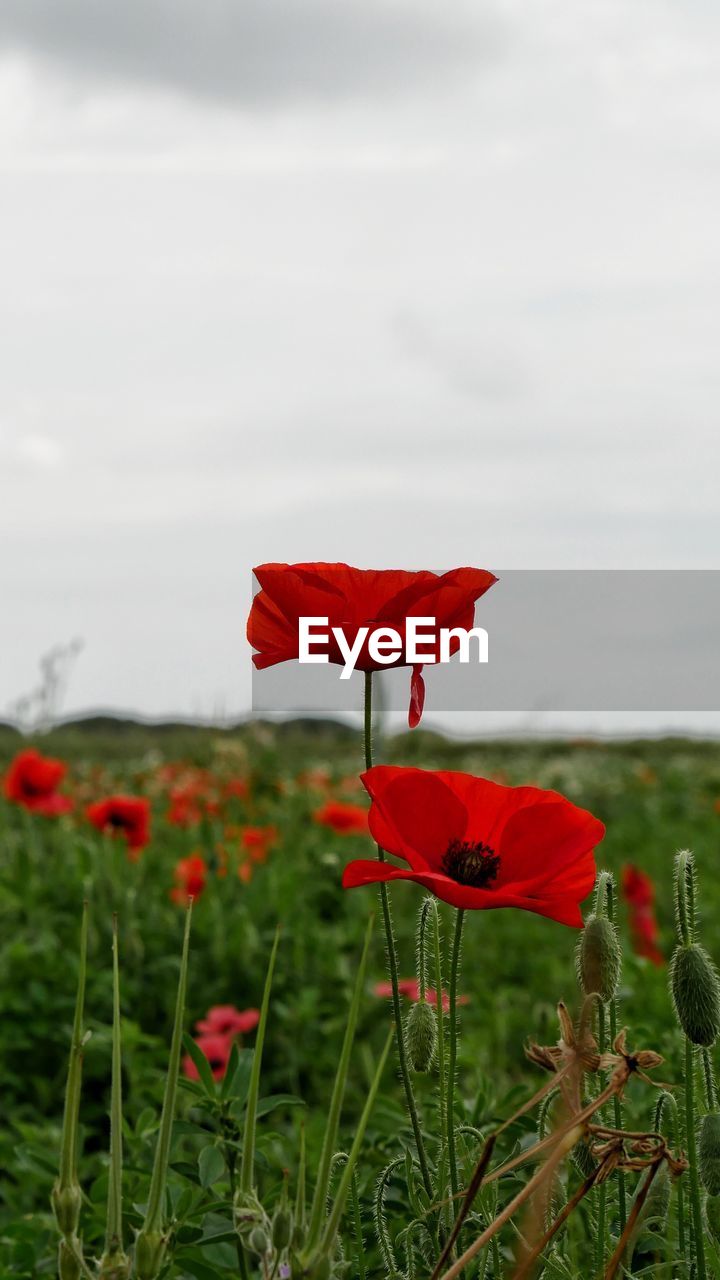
[
  {"xmin": 670, "ymin": 943, "xmax": 720, "ymax": 1046},
  {"xmin": 58, "ymin": 1238, "xmax": 82, "ymax": 1280},
  {"xmin": 576, "ymin": 914, "xmax": 621, "ymax": 1003},
  {"xmin": 706, "ymin": 1192, "xmax": 720, "ymax": 1245},
  {"xmin": 699, "ymin": 1113, "xmax": 720, "ymax": 1195},
  {"xmin": 404, "ymin": 999, "xmax": 436, "ymax": 1072},
  {"xmin": 272, "ymin": 1173, "xmax": 293, "ymax": 1251}
]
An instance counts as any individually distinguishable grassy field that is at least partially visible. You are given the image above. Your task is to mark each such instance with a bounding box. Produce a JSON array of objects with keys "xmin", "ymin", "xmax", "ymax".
[{"xmin": 1, "ymin": 718, "xmax": 719, "ymax": 1278}]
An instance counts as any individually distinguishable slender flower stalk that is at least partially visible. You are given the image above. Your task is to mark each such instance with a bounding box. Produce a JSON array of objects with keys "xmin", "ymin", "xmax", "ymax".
[
  {"xmin": 240, "ymin": 926, "xmax": 280, "ymax": 1195},
  {"xmin": 447, "ymin": 908, "xmax": 465, "ymax": 1206},
  {"xmin": 52, "ymin": 902, "xmax": 89, "ymax": 1245},
  {"xmin": 98, "ymin": 916, "xmax": 129, "ymax": 1278},
  {"xmin": 363, "ymin": 670, "xmax": 433, "ymax": 1199},
  {"xmin": 307, "ymin": 915, "xmax": 374, "ymax": 1248},
  {"xmin": 135, "ymin": 904, "xmax": 192, "ymax": 1280}
]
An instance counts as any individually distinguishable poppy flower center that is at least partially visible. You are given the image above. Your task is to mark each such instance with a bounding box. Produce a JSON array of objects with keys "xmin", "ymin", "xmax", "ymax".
[{"xmin": 441, "ymin": 839, "xmax": 500, "ymax": 889}]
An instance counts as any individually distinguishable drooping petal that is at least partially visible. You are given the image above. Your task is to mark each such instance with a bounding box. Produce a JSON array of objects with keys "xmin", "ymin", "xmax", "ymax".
[
  {"xmin": 409, "ymin": 666, "xmax": 425, "ymax": 728},
  {"xmin": 342, "ymin": 859, "xmax": 587, "ymax": 926}
]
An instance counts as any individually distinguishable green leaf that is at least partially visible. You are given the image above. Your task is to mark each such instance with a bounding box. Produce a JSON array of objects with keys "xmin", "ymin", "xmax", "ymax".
[
  {"xmin": 198, "ymin": 1145, "xmax": 225, "ymax": 1188},
  {"xmin": 182, "ymin": 1033, "xmax": 217, "ymax": 1098},
  {"xmin": 256, "ymin": 1094, "xmax": 306, "ymax": 1118}
]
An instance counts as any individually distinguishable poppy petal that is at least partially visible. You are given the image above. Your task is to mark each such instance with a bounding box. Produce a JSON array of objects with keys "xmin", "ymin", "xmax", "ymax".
[
  {"xmin": 362, "ymin": 766, "xmax": 467, "ymax": 869},
  {"xmin": 409, "ymin": 666, "xmax": 425, "ymax": 729}
]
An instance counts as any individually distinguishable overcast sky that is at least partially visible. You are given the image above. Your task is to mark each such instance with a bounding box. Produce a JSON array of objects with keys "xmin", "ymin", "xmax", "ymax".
[{"xmin": 1, "ymin": 1, "xmax": 720, "ymax": 728}]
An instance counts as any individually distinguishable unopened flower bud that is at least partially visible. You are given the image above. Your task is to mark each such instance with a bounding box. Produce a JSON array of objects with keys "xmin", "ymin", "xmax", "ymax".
[
  {"xmin": 233, "ymin": 1189, "xmax": 266, "ymax": 1239},
  {"xmin": 405, "ymin": 1000, "xmax": 436, "ymax": 1072},
  {"xmin": 671, "ymin": 944, "xmax": 720, "ymax": 1046},
  {"xmin": 706, "ymin": 1191, "xmax": 720, "ymax": 1245},
  {"xmin": 51, "ymin": 1180, "xmax": 83, "ymax": 1238},
  {"xmin": 576, "ymin": 915, "xmax": 621, "ymax": 1003},
  {"xmin": 134, "ymin": 1228, "xmax": 167, "ymax": 1280},
  {"xmin": 272, "ymin": 1204, "xmax": 293, "ymax": 1251},
  {"xmin": 699, "ymin": 1114, "xmax": 720, "ymax": 1195},
  {"xmin": 248, "ymin": 1226, "xmax": 270, "ymax": 1256},
  {"xmin": 58, "ymin": 1239, "xmax": 82, "ymax": 1280}
]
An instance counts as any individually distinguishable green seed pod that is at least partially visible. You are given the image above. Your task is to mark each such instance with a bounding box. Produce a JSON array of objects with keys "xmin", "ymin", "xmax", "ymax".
[
  {"xmin": 58, "ymin": 1239, "xmax": 82, "ymax": 1280},
  {"xmin": 671, "ymin": 944, "xmax": 720, "ymax": 1046},
  {"xmin": 272, "ymin": 1203, "xmax": 293, "ymax": 1251},
  {"xmin": 699, "ymin": 1113, "xmax": 720, "ymax": 1195},
  {"xmin": 706, "ymin": 1192, "xmax": 720, "ymax": 1246},
  {"xmin": 51, "ymin": 1180, "xmax": 83, "ymax": 1238},
  {"xmin": 404, "ymin": 1000, "xmax": 436, "ymax": 1072},
  {"xmin": 248, "ymin": 1226, "xmax": 270, "ymax": 1257},
  {"xmin": 576, "ymin": 914, "xmax": 621, "ymax": 1003},
  {"xmin": 134, "ymin": 1228, "xmax": 167, "ymax": 1280}
]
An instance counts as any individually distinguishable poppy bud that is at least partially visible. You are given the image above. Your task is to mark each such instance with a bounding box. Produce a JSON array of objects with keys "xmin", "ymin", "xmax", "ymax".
[
  {"xmin": 58, "ymin": 1239, "xmax": 82, "ymax": 1280},
  {"xmin": 272, "ymin": 1204, "xmax": 293, "ymax": 1251},
  {"xmin": 51, "ymin": 1180, "xmax": 82, "ymax": 1238},
  {"xmin": 248, "ymin": 1226, "xmax": 270, "ymax": 1257},
  {"xmin": 134, "ymin": 1228, "xmax": 167, "ymax": 1280},
  {"xmin": 699, "ymin": 1114, "xmax": 720, "ymax": 1195},
  {"xmin": 706, "ymin": 1192, "xmax": 720, "ymax": 1245},
  {"xmin": 670, "ymin": 944, "xmax": 720, "ymax": 1046},
  {"xmin": 576, "ymin": 914, "xmax": 621, "ymax": 1003},
  {"xmin": 404, "ymin": 1000, "xmax": 436, "ymax": 1072}
]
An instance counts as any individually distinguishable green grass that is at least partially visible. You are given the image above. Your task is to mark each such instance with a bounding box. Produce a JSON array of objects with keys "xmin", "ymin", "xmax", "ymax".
[{"xmin": 1, "ymin": 719, "xmax": 719, "ymax": 1277}]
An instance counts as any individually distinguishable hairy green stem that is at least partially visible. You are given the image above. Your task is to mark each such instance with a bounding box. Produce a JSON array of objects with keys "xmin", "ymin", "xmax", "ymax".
[
  {"xmin": 364, "ymin": 670, "xmax": 433, "ymax": 1200},
  {"xmin": 686, "ymin": 1037, "xmax": 707, "ymax": 1280},
  {"xmin": 447, "ymin": 908, "xmax": 465, "ymax": 1205}
]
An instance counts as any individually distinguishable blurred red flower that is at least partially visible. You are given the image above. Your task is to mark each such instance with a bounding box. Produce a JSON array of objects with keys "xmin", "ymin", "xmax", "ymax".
[
  {"xmin": 621, "ymin": 864, "xmax": 664, "ymax": 966},
  {"xmin": 373, "ymin": 978, "xmax": 468, "ymax": 1012},
  {"xmin": 224, "ymin": 777, "xmax": 249, "ymax": 802},
  {"xmin": 342, "ymin": 766, "xmax": 604, "ymax": 927},
  {"xmin": 247, "ymin": 562, "xmax": 496, "ymax": 728},
  {"xmin": 170, "ymin": 853, "xmax": 208, "ymax": 905},
  {"xmin": 240, "ymin": 825, "xmax": 278, "ymax": 863},
  {"xmin": 3, "ymin": 748, "xmax": 73, "ymax": 816},
  {"xmin": 197, "ymin": 1005, "xmax": 260, "ymax": 1036},
  {"xmin": 166, "ymin": 786, "xmax": 204, "ymax": 828},
  {"xmin": 313, "ymin": 800, "xmax": 369, "ymax": 834},
  {"xmin": 86, "ymin": 795, "xmax": 151, "ymax": 857},
  {"xmin": 182, "ymin": 1005, "xmax": 260, "ymax": 1081}
]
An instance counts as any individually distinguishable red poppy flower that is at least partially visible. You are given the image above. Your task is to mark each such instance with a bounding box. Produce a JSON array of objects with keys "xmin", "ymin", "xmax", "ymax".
[
  {"xmin": 621, "ymin": 864, "xmax": 664, "ymax": 966},
  {"xmin": 182, "ymin": 1006, "xmax": 260, "ymax": 1080},
  {"xmin": 313, "ymin": 800, "xmax": 369, "ymax": 835},
  {"xmin": 342, "ymin": 766, "xmax": 604, "ymax": 927},
  {"xmin": 240, "ymin": 824, "xmax": 278, "ymax": 863},
  {"xmin": 4, "ymin": 748, "xmax": 73, "ymax": 816},
  {"xmin": 373, "ymin": 978, "xmax": 469, "ymax": 1013},
  {"xmin": 170, "ymin": 853, "xmax": 208, "ymax": 905},
  {"xmin": 224, "ymin": 777, "xmax": 249, "ymax": 802},
  {"xmin": 182, "ymin": 1033, "xmax": 233, "ymax": 1082},
  {"xmin": 247, "ymin": 562, "xmax": 497, "ymax": 728},
  {"xmin": 196, "ymin": 1005, "xmax": 260, "ymax": 1037},
  {"xmin": 86, "ymin": 795, "xmax": 151, "ymax": 857}
]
